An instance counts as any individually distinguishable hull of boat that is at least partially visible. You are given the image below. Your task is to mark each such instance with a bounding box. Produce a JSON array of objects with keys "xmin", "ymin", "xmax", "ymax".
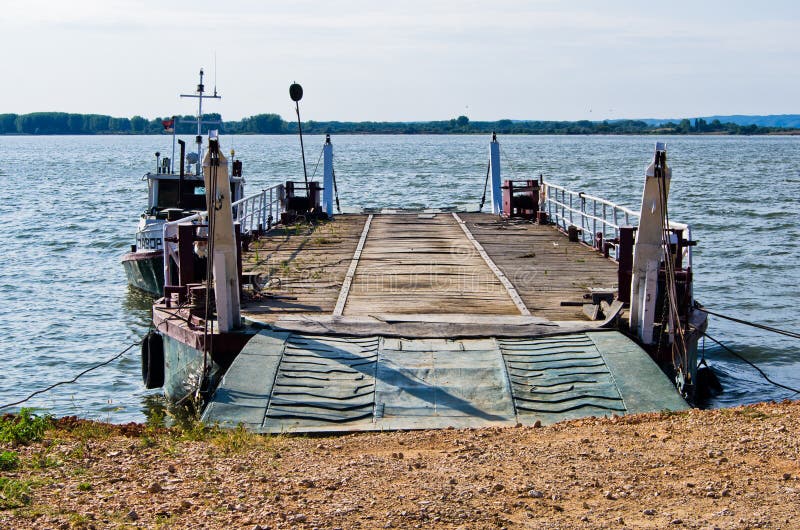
[
  {"xmin": 122, "ymin": 250, "xmax": 164, "ymax": 295},
  {"xmin": 153, "ymin": 309, "xmax": 257, "ymax": 404},
  {"xmin": 162, "ymin": 332, "xmax": 207, "ymax": 403}
]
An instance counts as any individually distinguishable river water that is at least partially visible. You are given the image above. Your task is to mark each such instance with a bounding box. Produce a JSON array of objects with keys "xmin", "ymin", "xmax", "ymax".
[{"xmin": 0, "ymin": 134, "xmax": 797, "ymax": 422}]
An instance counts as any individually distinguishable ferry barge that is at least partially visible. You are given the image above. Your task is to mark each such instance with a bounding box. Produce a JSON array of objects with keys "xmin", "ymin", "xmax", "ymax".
[{"xmin": 144, "ymin": 103, "xmax": 706, "ymax": 432}]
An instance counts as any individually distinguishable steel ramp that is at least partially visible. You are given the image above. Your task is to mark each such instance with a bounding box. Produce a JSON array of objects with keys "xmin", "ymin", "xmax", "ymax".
[{"xmin": 202, "ymin": 328, "xmax": 687, "ymax": 432}]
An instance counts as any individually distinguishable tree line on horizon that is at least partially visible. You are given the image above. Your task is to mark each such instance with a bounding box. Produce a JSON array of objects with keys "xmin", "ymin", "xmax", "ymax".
[{"xmin": 0, "ymin": 112, "xmax": 795, "ymax": 136}]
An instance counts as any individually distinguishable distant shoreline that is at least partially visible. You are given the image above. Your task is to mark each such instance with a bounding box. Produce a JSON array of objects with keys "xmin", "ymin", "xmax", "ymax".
[
  {"xmin": 3, "ymin": 131, "xmax": 800, "ymax": 136},
  {"xmin": 2, "ymin": 112, "xmax": 799, "ymax": 136}
]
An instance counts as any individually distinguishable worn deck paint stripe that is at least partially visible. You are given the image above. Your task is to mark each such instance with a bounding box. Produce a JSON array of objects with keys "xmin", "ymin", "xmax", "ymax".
[
  {"xmin": 334, "ymin": 214, "xmax": 373, "ymax": 316},
  {"xmin": 451, "ymin": 212, "xmax": 531, "ymax": 316}
]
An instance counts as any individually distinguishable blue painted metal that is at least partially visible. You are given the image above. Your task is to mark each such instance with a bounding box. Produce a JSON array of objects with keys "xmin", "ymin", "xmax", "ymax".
[
  {"xmin": 499, "ymin": 334, "xmax": 627, "ymax": 424},
  {"xmin": 323, "ymin": 139, "xmax": 334, "ymax": 217},
  {"xmin": 490, "ymin": 136, "xmax": 502, "ymax": 214},
  {"xmin": 202, "ymin": 331, "xmax": 288, "ymax": 428}
]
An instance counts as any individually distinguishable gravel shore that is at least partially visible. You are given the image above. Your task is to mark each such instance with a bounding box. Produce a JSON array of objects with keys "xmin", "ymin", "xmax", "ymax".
[{"xmin": 1, "ymin": 400, "xmax": 798, "ymax": 529}]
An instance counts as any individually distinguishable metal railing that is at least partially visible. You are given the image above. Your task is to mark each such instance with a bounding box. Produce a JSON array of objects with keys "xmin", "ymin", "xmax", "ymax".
[
  {"xmin": 543, "ymin": 181, "xmax": 637, "ymax": 248},
  {"xmin": 162, "ymin": 184, "xmax": 285, "ymax": 284},
  {"xmin": 233, "ymin": 184, "xmax": 285, "ymax": 234},
  {"xmin": 163, "ymin": 183, "xmax": 285, "ymax": 235},
  {"xmin": 542, "ymin": 180, "xmax": 692, "ymax": 267}
]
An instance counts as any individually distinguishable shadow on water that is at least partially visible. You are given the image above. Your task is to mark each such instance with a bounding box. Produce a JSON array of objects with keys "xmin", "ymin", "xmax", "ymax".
[
  {"xmin": 122, "ymin": 286, "xmax": 157, "ymax": 334},
  {"xmin": 697, "ymin": 343, "xmax": 800, "ymax": 409},
  {"xmin": 123, "ymin": 286, "xmax": 158, "ymax": 312}
]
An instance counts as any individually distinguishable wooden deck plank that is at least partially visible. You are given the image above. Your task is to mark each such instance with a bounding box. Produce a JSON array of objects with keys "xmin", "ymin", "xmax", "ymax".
[
  {"xmin": 342, "ymin": 213, "xmax": 519, "ymax": 316},
  {"xmin": 239, "ymin": 211, "xmax": 619, "ymax": 323},
  {"xmin": 452, "ymin": 212, "xmax": 530, "ymax": 315},
  {"xmin": 459, "ymin": 212, "xmax": 620, "ymax": 321},
  {"xmin": 334, "ymin": 214, "xmax": 373, "ymax": 316},
  {"xmin": 240, "ymin": 215, "xmax": 368, "ymax": 322}
]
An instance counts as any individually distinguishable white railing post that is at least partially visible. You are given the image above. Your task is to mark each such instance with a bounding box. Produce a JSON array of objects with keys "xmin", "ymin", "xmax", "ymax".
[
  {"xmin": 569, "ymin": 193, "xmax": 573, "ymax": 226},
  {"xmin": 258, "ymin": 191, "xmax": 265, "ymax": 231},
  {"xmin": 268, "ymin": 188, "xmax": 272, "ymax": 230}
]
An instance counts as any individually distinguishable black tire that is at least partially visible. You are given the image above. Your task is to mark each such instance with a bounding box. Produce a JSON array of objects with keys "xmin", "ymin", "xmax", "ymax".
[{"xmin": 141, "ymin": 331, "xmax": 165, "ymax": 389}]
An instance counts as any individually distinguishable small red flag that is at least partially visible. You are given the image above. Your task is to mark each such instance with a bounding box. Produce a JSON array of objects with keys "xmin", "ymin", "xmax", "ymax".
[{"xmin": 162, "ymin": 119, "xmax": 175, "ymax": 132}]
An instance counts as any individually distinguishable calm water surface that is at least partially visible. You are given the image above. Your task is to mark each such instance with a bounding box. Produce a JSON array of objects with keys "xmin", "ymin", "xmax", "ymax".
[{"xmin": 0, "ymin": 134, "xmax": 798, "ymax": 421}]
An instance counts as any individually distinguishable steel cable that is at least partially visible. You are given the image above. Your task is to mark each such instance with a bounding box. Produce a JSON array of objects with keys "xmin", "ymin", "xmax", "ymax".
[
  {"xmin": 703, "ymin": 333, "xmax": 800, "ymax": 395},
  {"xmin": 0, "ymin": 341, "xmax": 142, "ymax": 411},
  {"xmin": 696, "ymin": 306, "xmax": 800, "ymax": 340}
]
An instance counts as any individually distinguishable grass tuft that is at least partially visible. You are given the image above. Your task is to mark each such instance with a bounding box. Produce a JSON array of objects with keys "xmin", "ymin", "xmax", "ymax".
[
  {"xmin": 28, "ymin": 447, "xmax": 59, "ymax": 469},
  {"xmin": 211, "ymin": 424, "xmax": 271, "ymax": 454},
  {"xmin": 0, "ymin": 409, "xmax": 52, "ymax": 445},
  {"xmin": 0, "ymin": 477, "xmax": 32, "ymax": 509},
  {"xmin": 0, "ymin": 450, "xmax": 19, "ymax": 471}
]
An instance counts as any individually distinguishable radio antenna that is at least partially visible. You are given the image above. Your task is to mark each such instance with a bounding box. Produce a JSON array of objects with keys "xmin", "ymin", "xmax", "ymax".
[
  {"xmin": 180, "ymin": 68, "xmax": 221, "ymax": 172},
  {"xmin": 213, "ymin": 52, "xmax": 218, "ymax": 97}
]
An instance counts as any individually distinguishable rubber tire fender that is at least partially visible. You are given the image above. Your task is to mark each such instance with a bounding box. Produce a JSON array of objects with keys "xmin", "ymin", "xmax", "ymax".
[{"xmin": 141, "ymin": 331, "xmax": 165, "ymax": 389}]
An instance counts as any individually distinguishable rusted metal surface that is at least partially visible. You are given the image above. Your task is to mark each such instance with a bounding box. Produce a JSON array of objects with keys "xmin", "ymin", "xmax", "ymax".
[
  {"xmin": 152, "ymin": 307, "xmax": 253, "ymax": 362},
  {"xmin": 617, "ymin": 226, "xmax": 635, "ymax": 304},
  {"xmin": 501, "ymin": 179, "xmax": 540, "ymax": 219}
]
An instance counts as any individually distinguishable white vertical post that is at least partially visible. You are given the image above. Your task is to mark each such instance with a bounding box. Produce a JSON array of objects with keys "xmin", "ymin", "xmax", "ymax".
[
  {"xmin": 267, "ymin": 188, "xmax": 272, "ymax": 228},
  {"xmin": 490, "ymin": 132, "xmax": 502, "ymax": 214},
  {"xmin": 629, "ymin": 142, "xmax": 671, "ymax": 345},
  {"xmin": 323, "ymin": 135, "xmax": 334, "ymax": 217},
  {"xmin": 203, "ymin": 140, "xmax": 241, "ymax": 332},
  {"xmin": 258, "ymin": 191, "xmax": 264, "ymax": 231}
]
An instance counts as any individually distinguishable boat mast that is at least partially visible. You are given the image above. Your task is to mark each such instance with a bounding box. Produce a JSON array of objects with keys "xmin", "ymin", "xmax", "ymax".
[{"xmin": 180, "ymin": 69, "xmax": 221, "ymax": 174}]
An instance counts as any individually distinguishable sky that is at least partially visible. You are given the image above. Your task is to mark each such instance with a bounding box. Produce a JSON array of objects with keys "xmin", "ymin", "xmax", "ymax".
[{"xmin": 2, "ymin": 0, "xmax": 798, "ymax": 122}]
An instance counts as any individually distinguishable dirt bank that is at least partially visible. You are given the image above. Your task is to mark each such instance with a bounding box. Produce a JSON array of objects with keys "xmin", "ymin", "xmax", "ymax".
[{"xmin": 2, "ymin": 401, "xmax": 799, "ymax": 529}]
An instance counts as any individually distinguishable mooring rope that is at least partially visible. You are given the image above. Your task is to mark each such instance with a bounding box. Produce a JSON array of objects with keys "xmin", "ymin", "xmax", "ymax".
[
  {"xmin": 332, "ymin": 165, "xmax": 341, "ymax": 213},
  {"xmin": 0, "ymin": 340, "xmax": 143, "ymax": 411},
  {"xmin": 499, "ymin": 144, "xmax": 521, "ymax": 181},
  {"xmin": 478, "ymin": 161, "xmax": 490, "ymax": 210},
  {"xmin": 655, "ymin": 152, "xmax": 689, "ymax": 377},
  {"xmin": 200, "ymin": 142, "xmax": 221, "ymax": 400},
  {"xmin": 696, "ymin": 305, "xmax": 800, "ymax": 340},
  {"xmin": 703, "ymin": 333, "xmax": 800, "ymax": 395},
  {"xmin": 309, "ymin": 144, "xmax": 325, "ymax": 182}
]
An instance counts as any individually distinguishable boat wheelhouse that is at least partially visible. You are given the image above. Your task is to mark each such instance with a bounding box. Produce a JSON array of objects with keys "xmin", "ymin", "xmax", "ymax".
[{"xmin": 122, "ymin": 70, "xmax": 244, "ymax": 294}]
